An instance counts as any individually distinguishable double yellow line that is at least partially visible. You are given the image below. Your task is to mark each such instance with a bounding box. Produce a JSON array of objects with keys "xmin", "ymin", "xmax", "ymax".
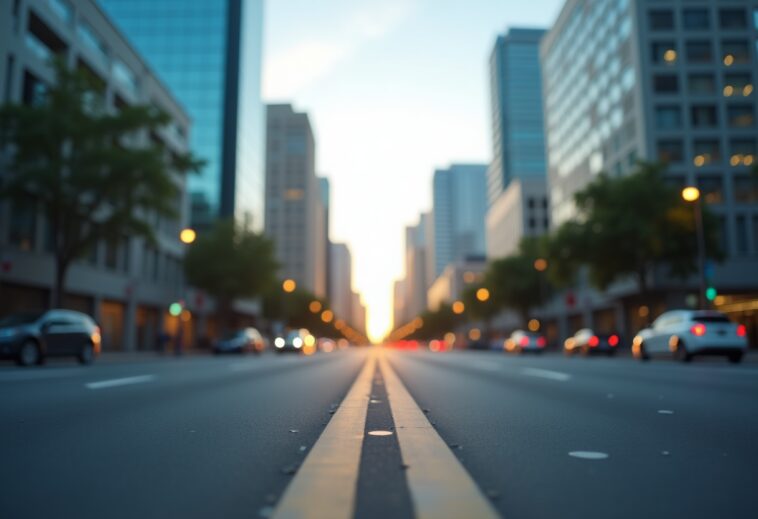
[{"xmin": 272, "ymin": 349, "xmax": 500, "ymax": 519}]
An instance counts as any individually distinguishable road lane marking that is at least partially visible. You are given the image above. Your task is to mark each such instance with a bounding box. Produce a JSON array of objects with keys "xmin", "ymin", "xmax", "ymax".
[
  {"xmin": 657, "ymin": 409, "xmax": 674, "ymax": 415},
  {"xmin": 381, "ymin": 354, "xmax": 500, "ymax": 519},
  {"xmin": 85, "ymin": 374, "xmax": 155, "ymax": 389},
  {"xmin": 272, "ymin": 354, "xmax": 375, "ymax": 519},
  {"xmin": 568, "ymin": 451, "xmax": 608, "ymax": 460},
  {"xmin": 521, "ymin": 367, "xmax": 571, "ymax": 382}
]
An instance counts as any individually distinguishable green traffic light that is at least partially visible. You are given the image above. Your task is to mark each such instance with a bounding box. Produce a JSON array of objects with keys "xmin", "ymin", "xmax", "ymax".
[
  {"xmin": 705, "ymin": 287, "xmax": 717, "ymax": 301},
  {"xmin": 169, "ymin": 302, "xmax": 183, "ymax": 316}
]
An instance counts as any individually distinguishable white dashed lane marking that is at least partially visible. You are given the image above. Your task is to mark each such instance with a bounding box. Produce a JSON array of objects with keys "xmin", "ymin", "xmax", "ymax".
[
  {"xmin": 85, "ymin": 375, "xmax": 155, "ymax": 389},
  {"xmin": 521, "ymin": 367, "xmax": 572, "ymax": 382}
]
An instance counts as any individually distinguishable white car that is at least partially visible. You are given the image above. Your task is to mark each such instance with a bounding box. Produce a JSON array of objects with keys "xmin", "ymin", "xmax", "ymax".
[{"xmin": 632, "ymin": 310, "xmax": 747, "ymax": 363}]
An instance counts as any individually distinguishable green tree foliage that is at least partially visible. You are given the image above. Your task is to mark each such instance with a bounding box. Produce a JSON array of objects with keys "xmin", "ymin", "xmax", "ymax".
[
  {"xmin": 551, "ymin": 162, "xmax": 721, "ymax": 298},
  {"xmin": 407, "ymin": 304, "xmax": 459, "ymax": 340},
  {"xmin": 184, "ymin": 219, "xmax": 278, "ymax": 330},
  {"xmin": 0, "ymin": 59, "xmax": 202, "ymax": 306}
]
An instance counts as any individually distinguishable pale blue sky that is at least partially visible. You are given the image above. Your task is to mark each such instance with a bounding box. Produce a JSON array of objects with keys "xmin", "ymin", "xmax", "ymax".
[{"xmin": 262, "ymin": 0, "xmax": 565, "ymax": 341}]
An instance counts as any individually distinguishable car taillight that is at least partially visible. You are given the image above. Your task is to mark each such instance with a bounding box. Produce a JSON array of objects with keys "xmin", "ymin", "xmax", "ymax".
[
  {"xmin": 588, "ymin": 335, "xmax": 599, "ymax": 347},
  {"xmin": 537, "ymin": 337, "xmax": 546, "ymax": 348},
  {"xmin": 737, "ymin": 324, "xmax": 746, "ymax": 337},
  {"xmin": 690, "ymin": 323, "xmax": 706, "ymax": 336},
  {"xmin": 608, "ymin": 335, "xmax": 619, "ymax": 347},
  {"xmin": 519, "ymin": 336, "xmax": 530, "ymax": 347}
]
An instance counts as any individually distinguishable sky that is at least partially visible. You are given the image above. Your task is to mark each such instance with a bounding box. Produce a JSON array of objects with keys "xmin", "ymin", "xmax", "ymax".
[{"xmin": 262, "ymin": 0, "xmax": 564, "ymax": 342}]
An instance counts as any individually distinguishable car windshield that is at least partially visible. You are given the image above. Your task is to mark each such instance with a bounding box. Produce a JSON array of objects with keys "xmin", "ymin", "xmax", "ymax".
[
  {"xmin": 222, "ymin": 331, "xmax": 245, "ymax": 340},
  {"xmin": 693, "ymin": 314, "xmax": 731, "ymax": 323},
  {"xmin": 0, "ymin": 312, "xmax": 44, "ymax": 327}
]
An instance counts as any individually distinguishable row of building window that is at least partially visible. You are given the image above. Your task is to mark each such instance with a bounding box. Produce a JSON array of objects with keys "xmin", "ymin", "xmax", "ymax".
[
  {"xmin": 649, "ymin": 7, "xmax": 756, "ymax": 31},
  {"xmin": 658, "ymin": 138, "xmax": 756, "ymax": 166},
  {"xmin": 651, "ymin": 39, "xmax": 753, "ymax": 66},
  {"xmin": 654, "ymin": 103, "xmax": 755, "ymax": 129}
]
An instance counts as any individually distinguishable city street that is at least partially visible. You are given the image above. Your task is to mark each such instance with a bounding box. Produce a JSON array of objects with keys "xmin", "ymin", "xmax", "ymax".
[{"xmin": 2, "ymin": 348, "xmax": 757, "ymax": 518}]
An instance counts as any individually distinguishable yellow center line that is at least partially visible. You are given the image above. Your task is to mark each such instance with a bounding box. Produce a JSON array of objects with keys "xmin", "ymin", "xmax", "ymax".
[
  {"xmin": 272, "ymin": 352, "xmax": 375, "ymax": 519},
  {"xmin": 380, "ymin": 351, "xmax": 501, "ymax": 519}
]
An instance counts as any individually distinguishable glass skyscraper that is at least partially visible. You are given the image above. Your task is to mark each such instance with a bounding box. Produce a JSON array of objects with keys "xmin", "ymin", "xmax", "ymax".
[
  {"xmin": 488, "ymin": 28, "xmax": 547, "ymax": 206},
  {"xmin": 98, "ymin": 0, "xmax": 265, "ymax": 230}
]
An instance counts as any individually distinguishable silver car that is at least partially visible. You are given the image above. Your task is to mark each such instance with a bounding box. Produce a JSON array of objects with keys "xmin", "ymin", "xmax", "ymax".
[{"xmin": 632, "ymin": 310, "xmax": 748, "ymax": 363}]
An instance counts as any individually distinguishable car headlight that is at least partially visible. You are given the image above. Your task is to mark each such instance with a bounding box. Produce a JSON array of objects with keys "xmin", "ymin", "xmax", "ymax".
[
  {"xmin": 0, "ymin": 328, "xmax": 19, "ymax": 339},
  {"xmin": 293, "ymin": 337, "xmax": 303, "ymax": 348},
  {"xmin": 275, "ymin": 337, "xmax": 285, "ymax": 348}
]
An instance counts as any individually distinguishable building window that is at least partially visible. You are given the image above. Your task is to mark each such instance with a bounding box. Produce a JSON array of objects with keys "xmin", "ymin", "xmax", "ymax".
[
  {"xmin": 720, "ymin": 9, "xmax": 747, "ymax": 29},
  {"xmin": 529, "ymin": 218, "xmax": 536, "ymax": 230},
  {"xmin": 26, "ymin": 11, "xmax": 67, "ymax": 62},
  {"xmin": 528, "ymin": 197, "xmax": 535, "ymax": 209},
  {"xmin": 657, "ymin": 140, "xmax": 683, "ymax": 163},
  {"xmin": 727, "ymin": 105, "xmax": 754, "ymax": 128},
  {"xmin": 651, "ymin": 42, "xmax": 677, "ymax": 64},
  {"xmin": 113, "ymin": 60, "xmax": 138, "ymax": 95},
  {"xmin": 683, "ymin": 8, "xmax": 709, "ymax": 30},
  {"xmin": 722, "ymin": 40, "xmax": 750, "ymax": 66},
  {"xmin": 77, "ymin": 21, "xmax": 108, "ymax": 64},
  {"xmin": 734, "ymin": 176, "xmax": 758, "ymax": 203},
  {"xmin": 655, "ymin": 105, "xmax": 682, "ymax": 129},
  {"xmin": 724, "ymin": 73, "xmax": 753, "ymax": 97},
  {"xmin": 693, "ymin": 139, "xmax": 721, "ymax": 166},
  {"xmin": 685, "ymin": 41, "xmax": 713, "ymax": 63},
  {"xmin": 730, "ymin": 138, "xmax": 756, "ymax": 166},
  {"xmin": 649, "ymin": 10, "xmax": 675, "ymax": 30},
  {"xmin": 688, "ymin": 73, "xmax": 715, "ymax": 94},
  {"xmin": 653, "ymin": 74, "xmax": 679, "ymax": 93},
  {"xmin": 691, "ymin": 105, "xmax": 718, "ymax": 128},
  {"xmin": 9, "ymin": 197, "xmax": 36, "ymax": 251},
  {"xmin": 4, "ymin": 55, "xmax": 14, "ymax": 103},
  {"xmin": 22, "ymin": 70, "xmax": 46, "ymax": 106},
  {"xmin": 736, "ymin": 216, "xmax": 748, "ymax": 255},
  {"xmin": 697, "ymin": 176, "xmax": 723, "ymax": 204}
]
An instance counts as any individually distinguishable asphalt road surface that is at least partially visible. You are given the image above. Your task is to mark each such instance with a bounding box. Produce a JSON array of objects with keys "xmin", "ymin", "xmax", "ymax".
[{"xmin": 1, "ymin": 348, "xmax": 756, "ymax": 519}]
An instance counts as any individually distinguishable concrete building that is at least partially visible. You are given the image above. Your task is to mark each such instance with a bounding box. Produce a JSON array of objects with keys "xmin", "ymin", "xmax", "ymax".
[
  {"xmin": 319, "ymin": 177, "xmax": 331, "ymax": 302},
  {"xmin": 541, "ymin": 0, "xmax": 758, "ymax": 339},
  {"xmin": 265, "ymin": 104, "xmax": 326, "ymax": 297},
  {"xmin": 0, "ymin": 0, "xmax": 191, "ymax": 351},
  {"xmin": 403, "ymin": 213, "xmax": 433, "ymax": 322},
  {"xmin": 351, "ymin": 291, "xmax": 367, "ymax": 336},
  {"xmin": 329, "ymin": 242, "xmax": 353, "ymax": 324},
  {"xmin": 427, "ymin": 259, "xmax": 487, "ymax": 311},
  {"xmin": 486, "ymin": 28, "xmax": 550, "ymax": 259},
  {"xmin": 432, "ymin": 164, "xmax": 488, "ymax": 277},
  {"xmin": 392, "ymin": 279, "xmax": 406, "ymax": 330},
  {"xmin": 99, "ymin": 0, "xmax": 265, "ymax": 230}
]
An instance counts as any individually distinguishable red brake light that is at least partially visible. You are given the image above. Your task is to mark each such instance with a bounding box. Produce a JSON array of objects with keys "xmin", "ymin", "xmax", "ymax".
[
  {"xmin": 537, "ymin": 337, "xmax": 546, "ymax": 347},
  {"xmin": 608, "ymin": 335, "xmax": 619, "ymax": 347},
  {"xmin": 690, "ymin": 323, "xmax": 706, "ymax": 336},
  {"xmin": 737, "ymin": 324, "xmax": 746, "ymax": 337},
  {"xmin": 588, "ymin": 335, "xmax": 599, "ymax": 347},
  {"xmin": 519, "ymin": 336, "xmax": 530, "ymax": 347}
]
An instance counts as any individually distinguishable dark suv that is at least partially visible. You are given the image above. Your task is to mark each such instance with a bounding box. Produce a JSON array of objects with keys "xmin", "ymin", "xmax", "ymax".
[{"xmin": 0, "ymin": 310, "xmax": 101, "ymax": 366}]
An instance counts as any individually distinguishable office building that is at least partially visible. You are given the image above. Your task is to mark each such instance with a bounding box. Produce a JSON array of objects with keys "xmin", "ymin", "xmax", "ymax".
[
  {"xmin": 403, "ymin": 213, "xmax": 433, "ymax": 322},
  {"xmin": 329, "ymin": 242, "xmax": 353, "ymax": 324},
  {"xmin": 427, "ymin": 259, "xmax": 486, "ymax": 311},
  {"xmin": 319, "ymin": 177, "xmax": 331, "ymax": 301},
  {"xmin": 541, "ymin": 0, "xmax": 758, "ymax": 337},
  {"xmin": 486, "ymin": 28, "xmax": 550, "ymax": 259},
  {"xmin": 432, "ymin": 164, "xmax": 488, "ymax": 277},
  {"xmin": 392, "ymin": 279, "xmax": 406, "ymax": 330},
  {"xmin": 264, "ymin": 104, "xmax": 327, "ymax": 296},
  {"xmin": 99, "ymin": 0, "xmax": 265, "ymax": 230},
  {"xmin": 0, "ymin": 0, "xmax": 191, "ymax": 351}
]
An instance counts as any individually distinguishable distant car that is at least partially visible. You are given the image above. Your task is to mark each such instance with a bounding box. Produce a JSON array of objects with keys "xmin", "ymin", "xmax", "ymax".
[
  {"xmin": 0, "ymin": 310, "xmax": 101, "ymax": 366},
  {"xmin": 213, "ymin": 328, "xmax": 265, "ymax": 354},
  {"xmin": 564, "ymin": 329, "xmax": 620, "ymax": 356},
  {"xmin": 274, "ymin": 329, "xmax": 311, "ymax": 354},
  {"xmin": 632, "ymin": 310, "xmax": 747, "ymax": 363},
  {"xmin": 504, "ymin": 330, "xmax": 546, "ymax": 354}
]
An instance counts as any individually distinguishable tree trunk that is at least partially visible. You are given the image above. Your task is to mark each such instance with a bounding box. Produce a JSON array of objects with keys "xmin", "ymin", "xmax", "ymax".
[
  {"xmin": 637, "ymin": 267, "xmax": 652, "ymax": 326},
  {"xmin": 52, "ymin": 257, "xmax": 69, "ymax": 309}
]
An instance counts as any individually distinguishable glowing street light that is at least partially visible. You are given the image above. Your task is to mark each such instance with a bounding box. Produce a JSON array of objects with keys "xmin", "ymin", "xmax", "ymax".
[
  {"xmin": 476, "ymin": 288, "xmax": 490, "ymax": 302},
  {"xmin": 534, "ymin": 258, "xmax": 548, "ymax": 272},
  {"xmin": 321, "ymin": 310, "xmax": 334, "ymax": 323},
  {"xmin": 179, "ymin": 228, "xmax": 196, "ymax": 244},
  {"xmin": 282, "ymin": 279, "xmax": 297, "ymax": 293},
  {"xmin": 309, "ymin": 300, "xmax": 322, "ymax": 313},
  {"xmin": 452, "ymin": 301, "xmax": 465, "ymax": 314},
  {"xmin": 681, "ymin": 186, "xmax": 700, "ymax": 202},
  {"xmin": 682, "ymin": 186, "xmax": 706, "ymax": 309}
]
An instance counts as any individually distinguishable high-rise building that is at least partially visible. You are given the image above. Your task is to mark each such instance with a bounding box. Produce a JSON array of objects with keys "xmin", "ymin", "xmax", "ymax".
[
  {"xmin": 403, "ymin": 213, "xmax": 433, "ymax": 320},
  {"xmin": 99, "ymin": 0, "xmax": 265, "ymax": 230},
  {"xmin": 264, "ymin": 104, "xmax": 326, "ymax": 296},
  {"xmin": 351, "ymin": 291, "xmax": 367, "ymax": 337},
  {"xmin": 392, "ymin": 279, "xmax": 406, "ymax": 330},
  {"xmin": 486, "ymin": 28, "xmax": 550, "ymax": 259},
  {"xmin": 329, "ymin": 242, "xmax": 353, "ymax": 324},
  {"xmin": 541, "ymin": 0, "xmax": 758, "ymax": 335},
  {"xmin": 0, "ymin": 0, "xmax": 191, "ymax": 351},
  {"xmin": 432, "ymin": 165, "xmax": 488, "ymax": 277},
  {"xmin": 319, "ymin": 177, "xmax": 331, "ymax": 301}
]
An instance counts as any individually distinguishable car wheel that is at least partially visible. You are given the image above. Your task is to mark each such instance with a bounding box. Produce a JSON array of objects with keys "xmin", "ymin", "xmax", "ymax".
[
  {"xmin": 638, "ymin": 342, "xmax": 650, "ymax": 361},
  {"xmin": 674, "ymin": 339, "xmax": 692, "ymax": 363},
  {"xmin": 728, "ymin": 351, "xmax": 744, "ymax": 364},
  {"xmin": 78, "ymin": 342, "xmax": 95, "ymax": 365},
  {"xmin": 17, "ymin": 340, "xmax": 41, "ymax": 367}
]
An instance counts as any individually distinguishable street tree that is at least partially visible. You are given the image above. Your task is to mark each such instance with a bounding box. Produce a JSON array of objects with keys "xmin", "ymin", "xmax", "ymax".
[
  {"xmin": 0, "ymin": 60, "xmax": 202, "ymax": 306},
  {"xmin": 184, "ymin": 219, "xmax": 278, "ymax": 331}
]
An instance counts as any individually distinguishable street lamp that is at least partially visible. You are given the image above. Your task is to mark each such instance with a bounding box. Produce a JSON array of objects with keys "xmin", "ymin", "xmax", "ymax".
[
  {"xmin": 681, "ymin": 186, "xmax": 706, "ymax": 309},
  {"xmin": 309, "ymin": 300, "xmax": 322, "ymax": 313},
  {"xmin": 179, "ymin": 228, "xmax": 196, "ymax": 244},
  {"xmin": 282, "ymin": 279, "xmax": 297, "ymax": 293},
  {"xmin": 533, "ymin": 258, "xmax": 548, "ymax": 272},
  {"xmin": 452, "ymin": 301, "xmax": 465, "ymax": 314},
  {"xmin": 476, "ymin": 288, "xmax": 490, "ymax": 302}
]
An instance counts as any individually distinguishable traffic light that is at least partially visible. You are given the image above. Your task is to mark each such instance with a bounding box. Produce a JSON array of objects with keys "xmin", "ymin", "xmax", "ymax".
[
  {"xmin": 705, "ymin": 286, "xmax": 717, "ymax": 302},
  {"xmin": 169, "ymin": 302, "xmax": 183, "ymax": 316}
]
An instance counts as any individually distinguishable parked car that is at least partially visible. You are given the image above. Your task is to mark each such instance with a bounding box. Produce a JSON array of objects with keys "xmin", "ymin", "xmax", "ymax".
[
  {"xmin": 564, "ymin": 329, "xmax": 620, "ymax": 356},
  {"xmin": 504, "ymin": 330, "xmax": 546, "ymax": 354},
  {"xmin": 274, "ymin": 329, "xmax": 312, "ymax": 354},
  {"xmin": 0, "ymin": 310, "xmax": 101, "ymax": 366},
  {"xmin": 213, "ymin": 327, "xmax": 265, "ymax": 354},
  {"xmin": 632, "ymin": 310, "xmax": 747, "ymax": 363}
]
